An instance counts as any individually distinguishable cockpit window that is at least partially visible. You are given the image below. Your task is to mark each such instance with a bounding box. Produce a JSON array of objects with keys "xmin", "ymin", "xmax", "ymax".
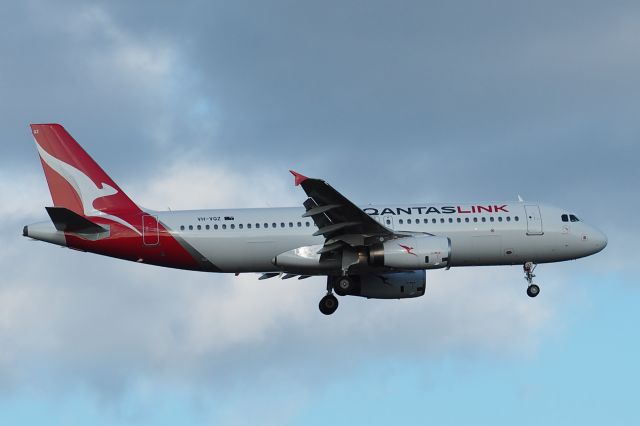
[
  {"xmin": 569, "ymin": 214, "xmax": 580, "ymax": 222},
  {"xmin": 561, "ymin": 214, "xmax": 569, "ymax": 222}
]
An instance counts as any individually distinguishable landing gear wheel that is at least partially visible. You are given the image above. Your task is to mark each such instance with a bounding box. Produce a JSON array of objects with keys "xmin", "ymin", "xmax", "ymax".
[
  {"xmin": 319, "ymin": 294, "xmax": 339, "ymax": 315},
  {"xmin": 523, "ymin": 262, "xmax": 540, "ymax": 298},
  {"xmin": 336, "ymin": 276, "xmax": 354, "ymax": 295},
  {"xmin": 527, "ymin": 284, "xmax": 540, "ymax": 298}
]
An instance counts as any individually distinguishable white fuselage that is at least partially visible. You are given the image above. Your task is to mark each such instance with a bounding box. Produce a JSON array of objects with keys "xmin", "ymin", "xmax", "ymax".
[{"xmin": 154, "ymin": 202, "xmax": 607, "ymax": 273}]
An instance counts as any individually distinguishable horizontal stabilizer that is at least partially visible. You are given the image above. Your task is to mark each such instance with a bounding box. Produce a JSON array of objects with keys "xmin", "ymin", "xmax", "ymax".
[{"xmin": 46, "ymin": 207, "xmax": 108, "ymax": 234}]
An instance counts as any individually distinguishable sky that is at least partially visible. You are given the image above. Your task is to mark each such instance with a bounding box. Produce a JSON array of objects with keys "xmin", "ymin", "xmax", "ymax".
[{"xmin": 0, "ymin": 0, "xmax": 638, "ymax": 424}]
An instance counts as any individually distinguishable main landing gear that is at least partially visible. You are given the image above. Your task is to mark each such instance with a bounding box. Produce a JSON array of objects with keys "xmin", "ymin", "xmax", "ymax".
[
  {"xmin": 334, "ymin": 276, "xmax": 355, "ymax": 296},
  {"xmin": 524, "ymin": 261, "xmax": 540, "ymax": 298},
  {"xmin": 319, "ymin": 293, "xmax": 339, "ymax": 315},
  {"xmin": 319, "ymin": 275, "xmax": 355, "ymax": 315}
]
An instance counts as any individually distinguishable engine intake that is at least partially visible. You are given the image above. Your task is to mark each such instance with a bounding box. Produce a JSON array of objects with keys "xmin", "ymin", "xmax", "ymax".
[{"xmin": 369, "ymin": 236, "xmax": 450, "ymax": 269}]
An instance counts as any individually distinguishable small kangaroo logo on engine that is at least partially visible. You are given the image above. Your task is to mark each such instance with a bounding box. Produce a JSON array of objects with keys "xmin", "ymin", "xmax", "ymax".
[{"xmin": 398, "ymin": 244, "xmax": 417, "ymax": 256}]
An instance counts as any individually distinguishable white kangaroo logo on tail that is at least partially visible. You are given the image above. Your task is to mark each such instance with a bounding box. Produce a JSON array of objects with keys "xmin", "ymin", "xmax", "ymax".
[{"xmin": 35, "ymin": 141, "xmax": 141, "ymax": 235}]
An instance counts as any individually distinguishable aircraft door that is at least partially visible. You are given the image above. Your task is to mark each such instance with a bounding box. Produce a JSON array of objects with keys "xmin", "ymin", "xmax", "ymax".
[
  {"xmin": 524, "ymin": 205, "xmax": 543, "ymax": 235},
  {"xmin": 142, "ymin": 214, "xmax": 160, "ymax": 245}
]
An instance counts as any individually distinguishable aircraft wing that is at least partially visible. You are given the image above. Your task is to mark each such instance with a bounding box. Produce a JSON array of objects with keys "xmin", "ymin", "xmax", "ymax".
[{"xmin": 290, "ymin": 170, "xmax": 395, "ymax": 243}]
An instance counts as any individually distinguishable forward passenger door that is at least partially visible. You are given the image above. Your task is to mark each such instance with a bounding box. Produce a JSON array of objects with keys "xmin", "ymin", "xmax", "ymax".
[{"xmin": 524, "ymin": 205, "xmax": 543, "ymax": 235}]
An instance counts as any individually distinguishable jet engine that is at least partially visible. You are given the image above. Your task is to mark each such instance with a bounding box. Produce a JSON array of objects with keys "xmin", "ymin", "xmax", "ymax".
[
  {"xmin": 345, "ymin": 270, "xmax": 426, "ymax": 299},
  {"xmin": 369, "ymin": 236, "xmax": 450, "ymax": 269}
]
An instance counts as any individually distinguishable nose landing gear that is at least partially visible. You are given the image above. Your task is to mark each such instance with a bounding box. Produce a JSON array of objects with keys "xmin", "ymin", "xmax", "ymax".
[
  {"xmin": 526, "ymin": 283, "xmax": 540, "ymax": 297},
  {"xmin": 524, "ymin": 262, "xmax": 540, "ymax": 298}
]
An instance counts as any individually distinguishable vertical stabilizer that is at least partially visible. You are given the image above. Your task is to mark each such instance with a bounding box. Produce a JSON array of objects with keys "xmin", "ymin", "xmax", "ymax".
[{"xmin": 30, "ymin": 123, "xmax": 142, "ymax": 233}]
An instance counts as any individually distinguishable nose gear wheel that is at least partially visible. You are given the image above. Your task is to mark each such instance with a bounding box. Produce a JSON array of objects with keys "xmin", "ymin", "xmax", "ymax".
[{"xmin": 524, "ymin": 262, "xmax": 540, "ymax": 298}]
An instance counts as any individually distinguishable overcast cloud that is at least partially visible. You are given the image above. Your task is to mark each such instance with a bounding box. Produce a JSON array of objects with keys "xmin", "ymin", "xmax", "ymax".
[{"xmin": 0, "ymin": 0, "xmax": 638, "ymax": 424}]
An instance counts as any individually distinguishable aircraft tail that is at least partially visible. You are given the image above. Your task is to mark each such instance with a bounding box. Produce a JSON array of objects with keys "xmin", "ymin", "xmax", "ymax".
[
  {"xmin": 30, "ymin": 123, "xmax": 141, "ymax": 218},
  {"xmin": 26, "ymin": 124, "xmax": 213, "ymax": 271}
]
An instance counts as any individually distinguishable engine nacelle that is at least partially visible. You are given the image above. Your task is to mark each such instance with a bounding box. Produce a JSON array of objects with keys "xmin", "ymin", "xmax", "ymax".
[
  {"xmin": 350, "ymin": 270, "xmax": 426, "ymax": 299},
  {"xmin": 272, "ymin": 244, "xmax": 339, "ymax": 271},
  {"xmin": 369, "ymin": 236, "xmax": 450, "ymax": 269}
]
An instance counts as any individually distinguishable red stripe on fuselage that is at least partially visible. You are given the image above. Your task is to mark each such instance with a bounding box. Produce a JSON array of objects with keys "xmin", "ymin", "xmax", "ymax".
[{"xmin": 64, "ymin": 215, "xmax": 204, "ymax": 271}]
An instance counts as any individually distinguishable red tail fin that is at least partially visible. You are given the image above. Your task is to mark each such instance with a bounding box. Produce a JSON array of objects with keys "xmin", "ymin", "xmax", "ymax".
[{"xmin": 31, "ymin": 124, "xmax": 142, "ymax": 234}]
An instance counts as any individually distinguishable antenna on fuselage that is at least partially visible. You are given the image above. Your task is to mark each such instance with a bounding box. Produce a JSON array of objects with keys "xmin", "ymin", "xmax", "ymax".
[{"xmin": 517, "ymin": 194, "xmax": 524, "ymax": 202}]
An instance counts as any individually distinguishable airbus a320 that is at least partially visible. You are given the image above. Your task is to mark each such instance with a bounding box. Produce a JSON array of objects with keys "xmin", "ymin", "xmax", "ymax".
[{"xmin": 23, "ymin": 124, "xmax": 607, "ymax": 315}]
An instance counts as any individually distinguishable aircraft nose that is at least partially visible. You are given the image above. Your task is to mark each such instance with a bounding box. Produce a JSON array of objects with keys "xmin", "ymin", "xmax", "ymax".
[{"xmin": 592, "ymin": 229, "xmax": 608, "ymax": 253}]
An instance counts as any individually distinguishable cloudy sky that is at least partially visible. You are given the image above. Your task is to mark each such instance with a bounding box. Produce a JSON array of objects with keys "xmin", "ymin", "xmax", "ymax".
[{"xmin": 1, "ymin": 0, "xmax": 638, "ymax": 424}]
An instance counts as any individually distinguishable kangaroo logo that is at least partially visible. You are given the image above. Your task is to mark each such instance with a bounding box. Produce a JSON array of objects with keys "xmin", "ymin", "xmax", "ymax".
[
  {"xmin": 35, "ymin": 142, "xmax": 141, "ymax": 235},
  {"xmin": 398, "ymin": 244, "xmax": 417, "ymax": 256}
]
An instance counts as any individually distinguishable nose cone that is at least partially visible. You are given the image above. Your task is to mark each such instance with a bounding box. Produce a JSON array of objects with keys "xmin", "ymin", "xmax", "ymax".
[{"xmin": 591, "ymin": 228, "xmax": 608, "ymax": 254}]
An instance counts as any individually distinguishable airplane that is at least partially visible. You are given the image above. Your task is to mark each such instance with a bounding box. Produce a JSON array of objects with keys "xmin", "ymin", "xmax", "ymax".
[{"xmin": 23, "ymin": 123, "xmax": 608, "ymax": 315}]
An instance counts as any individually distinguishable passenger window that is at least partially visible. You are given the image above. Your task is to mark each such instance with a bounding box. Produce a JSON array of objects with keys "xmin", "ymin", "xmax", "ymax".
[
  {"xmin": 247, "ymin": 224, "xmax": 252, "ymax": 229},
  {"xmin": 440, "ymin": 218, "xmax": 445, "ymax": 223},
  {"xmin": 280, "ymin": 222, "xmax": 285, "ymax": 228},
  {"xmin": 189, "ymin": 225, "xmax": 193, "ymax": 230},
  {"xmin": 306, "ymin": 222, "xmax": 310, "ymax": 227},
  {"xmin": 239, "ymin": 224, "xmax": 243, "ymax": 229},
  {"xmin": 481, "ymin": 217, "xmax": 486, "ymax": 222},
  {"xmin": 570, "ymin": 214, "xmax": 579, "ymax": 222},
  {"xmin": 289, "ymin": 222, "xmax": 293, "ymax": 228},
  {"xmin": 222, "ymin": 224, "xmax": 227, "ymax": 230},
  {"xmin": 449, "ymin": 218, "xmax": 453, "ymax": 223},
  {"xmin": 272, "ymin": 223, "xmax": 277, "ymax": 228},
  {"xmin": 264, "ymin": 223, "xmax": 268, "ymax": 228},
  {"xmin": 514, "ymin": 216, "xmax": 519, "ymax": 222},
  {"xmin": 464, "ymin": 217, "xmax": 469, "ymax": 223},
  {"xmin": 407, "ymin": 219, "xmax": 412, "ymax": 224},
  {"xmin": 490, "ymin": 217, "xmax": 495, "ymax": 222},
  {"xmin": 256, "ymin": 223, "xmax": 260, "ymax": 229},
  {"xmin": 197, "ymin": 225, "xmax": 202, "ymax": 230},
  {"xmin": 206, "ymin": 224, "xmax": 210, "ymax": 230},
  {"xmin": 431, "ymin": 218, "xmax": 436, "ymax": 224},
  {"xmin": 180, "ymin": 225, "xmax": 185, "ymax": 230},
  {"xmin": 231, "ymin": 224, "xmax": 235, "ymax": 229},
  {"xmin": 561, "ymin": 214, "xmax": 569, "ymax": 222},
  {"xmin": 297, "ymin": 222, "xmax": 302, "ymax": 227},
  {"xmin": 498, "ymin": 217, "xmax": 503, "ymax": 222},
  {"xmin": 506, "ymin": 216, "xmax": 511, "ymax": 222},
  {"xmin": 399, "ymin": 219, "xmax": 404, "ymax": 224},
  {"xmin": 214, "ymin": 224, "xmax": 219, "ymax": 230}
]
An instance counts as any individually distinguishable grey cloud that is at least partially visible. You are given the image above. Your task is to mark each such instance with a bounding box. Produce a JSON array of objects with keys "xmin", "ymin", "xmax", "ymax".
[
  {"xmin": 0, "ymin": 168, "xmax": 556, "ymax": 399},
  {"xmin": 0, "ymin": 0, "xmax": 637, "ymax": 405},
  {"xmin": 3, "ymin": 1, "xmax": 637, "ymax": 214}
]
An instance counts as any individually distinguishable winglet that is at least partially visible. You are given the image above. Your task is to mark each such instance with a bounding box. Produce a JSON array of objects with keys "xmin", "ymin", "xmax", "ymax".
[{"xmin": 289, "ymin": 170, "xmax": 308, "ymax": 186}]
